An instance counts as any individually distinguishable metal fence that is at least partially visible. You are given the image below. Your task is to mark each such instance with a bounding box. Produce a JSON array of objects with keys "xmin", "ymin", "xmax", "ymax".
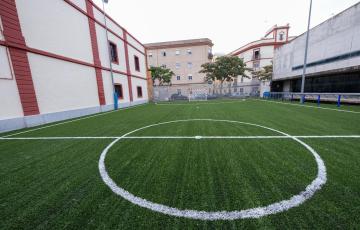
[{"xmin": 264, "ymin": 92, "xmax": 360, "ymax": 106}]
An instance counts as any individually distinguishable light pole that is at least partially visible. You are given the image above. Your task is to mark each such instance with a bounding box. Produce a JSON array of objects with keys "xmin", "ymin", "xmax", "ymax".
[
  {"xmin": 102, "ymin": 0, "xmax": 118, "ymax": 110},
  {"xmin": 300, "ymin": 0, "xmax": 313, "ymax": 103}
]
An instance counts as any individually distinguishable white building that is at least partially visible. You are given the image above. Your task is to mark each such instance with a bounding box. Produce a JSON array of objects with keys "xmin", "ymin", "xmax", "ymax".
[
  {"xmin": 273, "ymin": 3, "xmax": 360, "ymax": 93},
  {"xmin": 0, "ymin": 0, "xmax": 149, "ymax": 132},
  {"xmin": 230, "ymin": 25, "xmax": 295, "ymax": 96}
]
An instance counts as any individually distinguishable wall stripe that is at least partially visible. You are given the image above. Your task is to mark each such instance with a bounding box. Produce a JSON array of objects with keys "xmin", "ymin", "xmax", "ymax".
[
  {"xmin": 0, "ymin": 0, "xmax": 40, "ymax": 116},
  {"xmin": 0, "ymin": 40, "xmax": 147, "ymax": 80},
  {"xmin": 86, "ymin": 0, "xmax": 106, "ymax": 105},
  {"xmin": 123, "ymin": 31, "xmax": 133, "ymax": 101}
]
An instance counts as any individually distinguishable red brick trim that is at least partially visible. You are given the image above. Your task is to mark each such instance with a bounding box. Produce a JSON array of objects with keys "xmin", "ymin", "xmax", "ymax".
[
  {"xmin": 123, "ymin": 30, "xmax": 133, "ymax": 101},
  {"xmin": 0, "ymin": 0, "xmax": 40, "ymax": 116},
  {"xmin": 86, "ymin": 1, "xmax": 105, "ymax": 105}
]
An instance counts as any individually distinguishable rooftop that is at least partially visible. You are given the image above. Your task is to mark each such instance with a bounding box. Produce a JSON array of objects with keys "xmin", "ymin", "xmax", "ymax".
[{"xmin": 145, "ymin": 38, "xmax": 213, "ymax": 49}]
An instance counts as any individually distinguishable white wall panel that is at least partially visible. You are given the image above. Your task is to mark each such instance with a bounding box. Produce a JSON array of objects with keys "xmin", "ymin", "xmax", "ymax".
[
  {"xmin": 128, "ymin": 46, "xmax": 146, "ymax": 78},
  {"xmin": 16, "ymin": 0, "xmax": 93, "ymax": 63},
  {"xmin": 127, "ymin": 34, "xmax": 145, "ymax": 53},
  {"xmin": 131, "ymin": 78, "xmax": 148, "ymax": 101},
  {"xmin": 0, "ymin": 46, "xmax": 13, "ymax": 79},
  {"xmin": 113, "ymin": 73, "xmax": 130, "ymax": 102},
  {"xmin": 70, "ymin": 0, "xmax": 87, "ymax": 12},
  {"xmin": 96, "ymin": 24, "xmax": 127, "ymax": 72},
  {"xmin": 0, "ymin": 78, "xmax": 24, "ymax": 119},
  {"xmin": 93, "ymin": 7, "xmax": 124, "ymax": 38},
  {"xmin": 28, "ymin": 53, "xmax": 99, "ymax": 114}
]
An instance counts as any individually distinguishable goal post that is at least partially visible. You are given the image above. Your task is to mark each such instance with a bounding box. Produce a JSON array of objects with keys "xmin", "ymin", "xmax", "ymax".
[{"xmin": 188, "ymin": 88, "xmax": 208, "ymax": 102}]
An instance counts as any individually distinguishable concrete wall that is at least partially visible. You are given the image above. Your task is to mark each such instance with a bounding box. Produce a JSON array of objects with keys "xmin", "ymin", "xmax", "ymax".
[
  {"xmin": 0, "ymin": 0, "xmax": 148, "ymax": 133},
  {"xmin": 273, "ymin": 3, "xmax": 360, "ymax": 80}
]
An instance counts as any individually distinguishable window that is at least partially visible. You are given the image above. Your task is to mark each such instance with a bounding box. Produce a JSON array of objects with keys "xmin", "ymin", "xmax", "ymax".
[
  {"xmin": 137, "ymin": 86, "xmax": 143, "ymax": 98},
  {"xmin": 162, "ymin": 50, "xmax": 166, "ymax": 57},
  {"xmin": 161, "ymin": 64, "xmax": 167, "ymax": 68},
  {"xmin": 188, "ymin": 75, "xmax": 193, "ymax": 80},
  {"xmin": 187, "ymin": 49, "xmax": 192, "ymax": 55},
  {"xmin": 114, "ymin": 84, "xmax": 123, "ymax": 99},
  {"xmin": 253, "ymin": 61, "xmax": 260, "ymax": 69},
  {"xmin": 241, "ymin": 77, "xmax": 244, "ymax": 83},
  {"xmin": 134, "ymin": 55, "xmax": 140, "ymax": 72},
  {"xmin": 177, "ymin": 89, "xmax": 181, "ymax": 95},
  {"xmin": 175, "ymin": 50, "xmax": 180, "ymax": 55},
  {"xmin": 148, "ymin": 52, "xmax": 153, "ymax": 58},
  {"xmin": 175, "ymin": 63, "xmax": 181, "ymax": 69},
  {"xmin": 279, "ymin": 32, "xmax": 284, "ymax": 41},
  {"xmin": 253, "ymin": 49, "xmax": 260, "ymax": 60},
  {"xmin": 187, "ymin": 62, "xmax": 192, "ymax": 68},
  {"xmin": 109, "ymin": 41, "xmax": 118, "ymax": 64},
  {"xmin": 176, "ymin": 76, "xmax": 181, "ymax": 81}
]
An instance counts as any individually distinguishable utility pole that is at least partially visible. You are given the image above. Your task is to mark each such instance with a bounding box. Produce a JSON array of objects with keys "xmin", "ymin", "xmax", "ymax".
[
  {"xmin": 102, "ymin": 0, "xmax": 117, "ymax": 110},
  {"xmin": 300, "ymin": 0, "xmax": 313, "ymax": 103}
]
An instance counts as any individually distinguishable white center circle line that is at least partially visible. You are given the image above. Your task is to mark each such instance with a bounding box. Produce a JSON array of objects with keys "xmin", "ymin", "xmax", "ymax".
[{"xmin": 98, "ymin": 119, "xmax": 327, "ymax": 221}]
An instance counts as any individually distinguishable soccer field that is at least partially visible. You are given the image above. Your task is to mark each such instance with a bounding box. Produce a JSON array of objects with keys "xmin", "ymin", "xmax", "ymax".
[{"xmin": 1, "ymin": 99, "xmax": 360, "ymax": 229}]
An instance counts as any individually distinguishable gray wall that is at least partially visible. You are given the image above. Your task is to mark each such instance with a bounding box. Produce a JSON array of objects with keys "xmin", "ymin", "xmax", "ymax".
[{"xmin": 273, "ymin": 3, "xmax": 360, "ymax": 80}]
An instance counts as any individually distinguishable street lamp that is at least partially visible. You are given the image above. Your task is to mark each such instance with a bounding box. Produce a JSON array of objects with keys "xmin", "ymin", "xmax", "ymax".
[
  {"xmin": 300, "ymin": 0, "xmax": 313, "ymax": 103},
  {"xmin": 102, "ymin": 0, "xmax": 118, "ymax": 110}
]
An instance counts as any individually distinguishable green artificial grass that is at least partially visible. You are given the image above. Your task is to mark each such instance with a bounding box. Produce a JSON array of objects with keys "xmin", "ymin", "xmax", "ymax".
[{"xmin": 0, "ymin": 99, "xmax": 359, "ymax": 229}]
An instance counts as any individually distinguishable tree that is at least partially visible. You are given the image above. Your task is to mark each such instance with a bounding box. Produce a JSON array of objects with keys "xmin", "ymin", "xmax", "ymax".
[
  {"xmin": 251, "ymin": 64, "xmax": 273, "ymax": 82},
  {"xmin": 199, "ymin": 56, "xmax": 250, "ymax": 94},
  {"xmin": 149, "ymin": 66, "xmax": 174, "ymax": 86}
]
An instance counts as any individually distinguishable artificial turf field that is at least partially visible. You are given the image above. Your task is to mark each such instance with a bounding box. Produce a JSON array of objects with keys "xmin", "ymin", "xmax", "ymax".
[{"xmin": 0, "ymin": 99, "xmax": 360, "ymax": 229}]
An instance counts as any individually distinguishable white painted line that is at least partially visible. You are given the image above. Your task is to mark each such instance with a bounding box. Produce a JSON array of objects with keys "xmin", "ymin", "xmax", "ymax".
[
  {"xmin": 98, "ymin": 119, "xmax": 327, "ymax": 220},
  {"xmin": 0, "ymin": 137, "xmax": 118, "ymax": 140},
  {"xmin": 255, "ymin": 99, "xmax": 360, "ymax": 114},
  {"xmin": 1, "ymin": 135, "xmax": 359, "ymax": 140},
  {"xmin": 295, "ymin": 135, "xmax": 360, "ymax": 138},
  {"xmin": 1, "ymin": 103, "xmax": 148, "ymax": 138}
]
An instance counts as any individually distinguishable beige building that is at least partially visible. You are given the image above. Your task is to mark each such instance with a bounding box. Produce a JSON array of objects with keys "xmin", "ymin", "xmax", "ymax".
[{"xmin": 145, "ymin": 38, "xmax": 213, "ymax": 88}]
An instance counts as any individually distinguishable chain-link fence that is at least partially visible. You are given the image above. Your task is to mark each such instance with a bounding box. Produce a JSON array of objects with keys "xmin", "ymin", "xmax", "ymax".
[{"xmin": 153, "ymin": 84, "xmax": 261, "ymax": 102}]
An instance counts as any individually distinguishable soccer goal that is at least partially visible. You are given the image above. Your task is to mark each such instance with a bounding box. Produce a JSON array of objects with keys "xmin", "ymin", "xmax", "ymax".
[{"xmin": 188, "ymin": 88, "xmax": 208, "ymax": 102}]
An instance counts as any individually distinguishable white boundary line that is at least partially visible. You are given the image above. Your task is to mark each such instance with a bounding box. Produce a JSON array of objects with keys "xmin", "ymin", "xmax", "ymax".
[
  {"xmin": 98, "ymin": 119, "xmax": 327, "ymax": 221},
  {"xmin": 1, "ymin": 135, "xmax": 360, "ymax": 140},
  {"xmin": 255, "ymin": 99, "xmax": 360, "ymax": 114},
  {"xmin": 1, "ymin": 103, "xmax": 148, "ymax": 138}
]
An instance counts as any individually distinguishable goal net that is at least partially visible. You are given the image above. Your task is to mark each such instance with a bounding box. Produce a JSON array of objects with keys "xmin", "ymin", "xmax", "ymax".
[{"xmin": 188, "ymin": 88, "xmax": 208, "ymax": 102}]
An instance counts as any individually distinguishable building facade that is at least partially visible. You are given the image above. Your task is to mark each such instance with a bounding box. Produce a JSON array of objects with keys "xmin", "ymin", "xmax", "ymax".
[
  {"xmin": 273, "ymin": 3, "xmax": 360, "ymax": 93},
  {"xmin": 230, "ymin": 25, "xmax": 294, "ymax": 96},
  {"xmin": 0, "ymin": 0, "xmax": 149, "ymax": 132},
  {"xmin": 145, "ymin": 39, "xmax": 213, "ymax": 97}
]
